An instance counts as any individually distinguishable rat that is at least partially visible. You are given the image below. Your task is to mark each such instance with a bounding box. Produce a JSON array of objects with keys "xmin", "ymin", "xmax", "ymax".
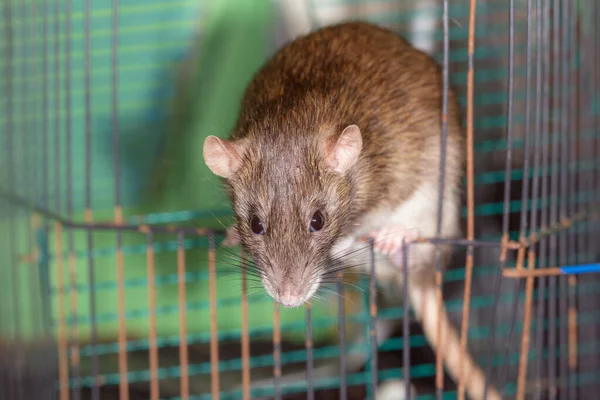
[{"xmin": 203, "ymin": 21, "xmax": 501, "ymax": 400}]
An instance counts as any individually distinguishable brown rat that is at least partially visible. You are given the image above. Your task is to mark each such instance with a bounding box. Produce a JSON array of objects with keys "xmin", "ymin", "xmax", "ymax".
[{"xmin": 203, "ymin": 21, "xmax": 500, "ymax": 400}]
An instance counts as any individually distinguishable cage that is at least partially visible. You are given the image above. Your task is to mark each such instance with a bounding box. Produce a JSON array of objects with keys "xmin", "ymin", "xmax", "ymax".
[{"xmin": 0, "ymin": 0, "xmax": 599, "ymax": 399}]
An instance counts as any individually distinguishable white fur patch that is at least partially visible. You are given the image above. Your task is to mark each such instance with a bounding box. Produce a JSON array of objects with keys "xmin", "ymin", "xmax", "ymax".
[
  {"xmin": 370, "ymin": 379, "xmax": 418, "ymax": 400},
  {"xmin": 331, "ymin": 181, "xmax": 460, "ymax": 280}
]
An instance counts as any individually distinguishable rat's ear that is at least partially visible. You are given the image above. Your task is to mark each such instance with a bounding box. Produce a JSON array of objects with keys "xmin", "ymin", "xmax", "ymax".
[
  {"xmin": 324, "ymin": 124, "xmax": 362, "ymax": 173},
  {"xmin": 203, "ymin": 136, "xmax": 248, "ymax": 178}
]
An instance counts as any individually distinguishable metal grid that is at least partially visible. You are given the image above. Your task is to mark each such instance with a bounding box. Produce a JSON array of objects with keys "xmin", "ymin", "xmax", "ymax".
[{"xmin": 0, "ymin": 0, "xmax": 599, "ymax": 400}]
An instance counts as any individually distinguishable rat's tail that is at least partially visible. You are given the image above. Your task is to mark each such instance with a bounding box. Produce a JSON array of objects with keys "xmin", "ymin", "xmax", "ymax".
[{"xmin": 408, "ymin": 282, "xmax": 502, "ymax": 400}]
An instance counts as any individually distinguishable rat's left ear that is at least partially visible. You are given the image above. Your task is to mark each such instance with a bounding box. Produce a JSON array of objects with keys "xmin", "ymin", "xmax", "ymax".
[{"xmin": 324, "ymin": 124, "xmax": 363, "ymax": 173}]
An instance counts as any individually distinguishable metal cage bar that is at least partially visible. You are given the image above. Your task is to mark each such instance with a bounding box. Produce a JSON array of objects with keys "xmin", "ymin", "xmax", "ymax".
[{"xmin": 0, "ymin": 1, "xmax": 599, "ymax": 399}]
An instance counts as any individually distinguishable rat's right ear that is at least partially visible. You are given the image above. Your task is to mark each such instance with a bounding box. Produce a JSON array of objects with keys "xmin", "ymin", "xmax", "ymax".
[
  {"xmin": 203, "ymin": 136, "xmax": 247, "ymax": 179},
  {"xmin": 324, "ymin": 124, "xmax": 363, "ymax": 173}
]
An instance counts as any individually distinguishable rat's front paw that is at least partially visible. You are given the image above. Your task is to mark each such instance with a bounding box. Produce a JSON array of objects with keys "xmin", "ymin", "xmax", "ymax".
[{"xmin": 367, "ymin": 226, "xmax": 420, "ymax": 268}]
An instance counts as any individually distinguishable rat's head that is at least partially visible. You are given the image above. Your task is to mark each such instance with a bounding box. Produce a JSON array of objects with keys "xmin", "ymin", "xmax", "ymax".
[{"xmin": 203, "ymin": 124, "xmax": 362, "ymax": 307}]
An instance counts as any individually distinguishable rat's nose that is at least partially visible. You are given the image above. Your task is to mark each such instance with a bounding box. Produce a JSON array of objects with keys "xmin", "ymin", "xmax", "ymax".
[{"xmin": 278, "ymin": 288, "xmax": 304, "ymax": 307}]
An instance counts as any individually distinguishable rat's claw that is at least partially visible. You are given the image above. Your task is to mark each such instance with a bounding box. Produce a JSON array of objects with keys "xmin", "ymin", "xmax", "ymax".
[{"xmin": 367, "ymin": 226, "xmax": 420, "ymax": 267}]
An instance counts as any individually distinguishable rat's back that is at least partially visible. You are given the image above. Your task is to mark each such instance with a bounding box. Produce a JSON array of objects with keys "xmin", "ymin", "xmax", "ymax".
[
  {"xmin": 242, "ymin": 22, "xmax": 441, "ymax": 122},
  {"xmin": 234, "ymin": 21, "xmax": 459, "ymax": 140}
]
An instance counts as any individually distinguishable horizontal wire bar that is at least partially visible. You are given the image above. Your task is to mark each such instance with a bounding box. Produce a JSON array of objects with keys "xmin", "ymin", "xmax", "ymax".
[
  {"xmin": 0, "ymin": 186, "xmax": 225, "ymax": 236},
  {"xmin": 503, "ymin": 263, "xmax": 600, "ymax": 279},
  {"xmin": 3, "ymin": 186, "xmax": 598, "ymax": 254},
  {"xmin": 559, "ymin": 263, "xmax": 600, "ymax": 275}
]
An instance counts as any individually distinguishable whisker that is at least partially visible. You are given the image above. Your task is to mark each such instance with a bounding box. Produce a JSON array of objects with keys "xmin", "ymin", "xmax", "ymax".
[
  {"xmin": 329, "ymin": 241, "xmax": 373, "ymax": 260},
  {"xmin": 245, "ymin": 289, "xmax": 268, "ymax": 299},
  {"xmin": 320, "ymin": 279, "xmax": 365, "ymax": 293},
  {"xmin": 216, "ymin": 264, "xmax": 264, "ymax": 278},
  {"xmin": 320, "ymin": 258, "xmax": 392, "ymax": 276},
  {"xmin": 222, "ymin": 276, "xmax": 263, "ymax": 283},
  {"xmin": 317, "ymin": 286, "xmax": 355, "ymax": 306},
  {"xmin": 213, "ymin": 253, "xmax": 261, "ymax": 270},
  {"xmin": 207, "ymin": 212, "xmax": 232, "ymax": 231},
  {"xmin": 214, "ymin": 256, "xmax": 259, "ymax": 268}
]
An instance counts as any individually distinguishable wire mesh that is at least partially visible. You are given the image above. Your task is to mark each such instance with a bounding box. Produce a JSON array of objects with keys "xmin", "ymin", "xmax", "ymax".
[{"xmin": 0, "ymin": 0, "xmax": 599, "ymax": 399}]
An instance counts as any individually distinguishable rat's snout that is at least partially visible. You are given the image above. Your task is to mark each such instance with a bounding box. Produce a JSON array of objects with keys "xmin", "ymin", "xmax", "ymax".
[
  {"xmin": 277, "ymin": 287, "xmax": 307, "ymax": 308},
  {"xmin": 261, "ymin": 269, "xmax": 322, "ymax": 308}
]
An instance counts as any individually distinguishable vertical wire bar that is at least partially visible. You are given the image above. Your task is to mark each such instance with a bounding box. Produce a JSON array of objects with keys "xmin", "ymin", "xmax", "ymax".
[
  {"xmin": 533, "ymin": 0, "xmax": 548, "ymax": 394},
  {"xmin": 566, "ymin": 275, "xmax": 577, "ymax": 400},
  {"xmin": 597, "ymin": 0, "xmax": 600, "ymax": 207},
  {"xmin": 305, "ymin": 302, "xmax": 314, "ymax": 400},
  {"xmin": 111, "ymin": 0, "xmax": 129, "ymax": 397},
  {"xmin": 592, "ymin": 0, "xmax": 599, "ymax": 388},
  {"xmin": 4, "ymin": 0, "xmax": 20, "ymax": 343},
  {"xmin": 498, "ymin": 276, "xmax": 523, "ymax": 393},
  {"xmin": 240, "ymin": 249, "xmax": 251, "ymax": 400},
  {"xmin": 20, "ymin": 0, "xmax": 35, "ymax": 341},
  {"xmin": 592, "ymin": 0, "xmax": 598, "ymax": 208},
  {"xmin": 591, "ymin": 2, "xmax": 600, "ymax": 250},
  {"xmin": 545, "ymin": 0, "xmax": 566, "ymax": 397},
  {"xmin": 516, "ymin": 0, "xmax": 535, "ymax": 257},
  {"xmin": 457, "ymin": 1, "xmax": 477, "ymax": 398},
  {"xmin": 55, "ymin": 224, "xmax": 69, "ymax": 400},
  {"xmin": 29, "ymin": 0, "xmax": 41, "ymax": 337},
  {"xmin": 537, "ymin": 2, "xmax": 556, "ymax": 398},
  {"xmin": 41, "ymin": 0, "xmax": 52, "ymax": 335},
  {"xmin": 548, "ymin": 0, "xmax": 560, "ymax": 275},
  {"xmin": 565, "ymin": 1, "xmax": 579, "ymax": 397},
  {"xmin": 29, "ymin": 1, "xmax": 49, "ymax": 378},
  {"xmin": 576, "ymin": 1, "xmax": 589, "ymax": 353},
  {"xmin": 498, "ymin": 0, "xmax": 535, "ymax": 391},
  {"xmin": 52, "ymin": 0, "xmax": 69, "ymax": 397},
  {"xmin": 12, "ymin": 1, "xmax": 23, "ymax": 369},
  {"xmin": 147, "ymin": 232, "xmax": 159, "ymax": 400},
  {"xmin": 3, "ymin": 2, "xmax": 22, "ymax": 397},
  {"xmin": 368, "ymin": 239, "xmax": 377, "ymax": 399},
  {"xmin": 177, "ymin": 232, "xmax": 190, "ymax": 400},
  {"xmin": 587, "ymin": 0, "xmax": 597, "ymax": 260},
  {"xmin": 402, "ymin": 242, "xmax": 410, "ymax": 400},
  {"xmin": 559, "ymin": 0, "xmax": 575, "ymax": 394},
  {"xmin": 484, "ymin": 0, "xmax": 516, "ymax": 396},
  {"xmin": 0, "ymin": 0, "xmax": 8, "ymax": 339},
  {"xmin": 567, "ymin": 0, "xmax": 578, "ymax": 260},
  {"xmin": 83, "ymin": 0, "xmax": 99, "ymax": 396},
  {"xmin": 337, "ymin": 271, "xmax": 347, "ymax": 400},
  {"xmin": 273, "ymin": 302, "xmax": 281, "ymax": 400},
  {"xmin": 557, "ymin": 1, "xmax": 570, "ymax": 396},
  {"xmin": 4, "ymin": 1, "xmax": 20, "ymax": 339},
  {"xmin": 577, "ymin": 0, "xmax": 586, "ymax": 268},
  {"xmin": 517, "ymin": 0, "xmax": 548, "ymax": 396},
  {"xmin": 517, "ymin": 250, "xmax": 537, "ymax": 400},
  {"xmin": 436, "ymin": 1, "xmax": 450, "ymax": 398},
  {"xmin": 64, "ymin": 0, "xmax": 80, "ymax": 397},
  {"xmin": 208, "ymin": 232, "xmax": 221, "ymax": 399},
  {"xmin": 557, "ymin": 266, "xmax": 567, "ymax": 397}
]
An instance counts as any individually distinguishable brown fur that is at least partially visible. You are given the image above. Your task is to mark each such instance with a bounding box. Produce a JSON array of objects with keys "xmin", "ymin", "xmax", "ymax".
[
  {"xmin": 232, "ymin": 21, "xmax": 463, "ymax": 213},
  {"xmin": 205, "ymin": 22, "xmax": 500, "ymax": 399},
  {"xmin": 225, "ymin": 21, "xmax": 463, "ymax": 284}
]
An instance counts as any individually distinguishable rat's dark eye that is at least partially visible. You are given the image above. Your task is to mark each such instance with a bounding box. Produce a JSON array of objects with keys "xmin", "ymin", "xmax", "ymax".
[
  {"xmin": 250, "ymin": 215, "xmax": 265, "ymax": 235},
  {"xmin": 309, "ymin": 211, "xmax": 325, "ymax": 232}
]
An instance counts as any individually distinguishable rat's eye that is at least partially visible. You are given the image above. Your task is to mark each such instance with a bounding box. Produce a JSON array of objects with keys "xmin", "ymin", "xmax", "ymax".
[
  {"xmin": 309, "ymin": 211, "xmax": 325, "ymax": 232},
  {"xmin": 250, "ymin": 215, "xmax": 265, "ymax": 235}
]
